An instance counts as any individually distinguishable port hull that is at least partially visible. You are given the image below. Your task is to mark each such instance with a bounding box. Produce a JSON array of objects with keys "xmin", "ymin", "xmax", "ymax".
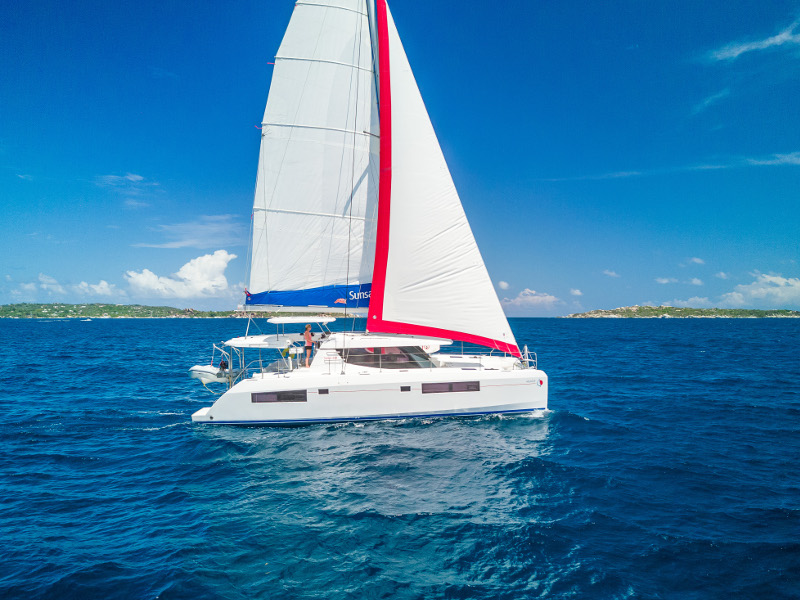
[{"xmin": 192, "ymin": 367, "xmax": 547, "ymax": 425}]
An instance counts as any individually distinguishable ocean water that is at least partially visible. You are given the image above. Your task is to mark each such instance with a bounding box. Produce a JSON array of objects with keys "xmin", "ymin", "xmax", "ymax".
[{"xmin": 1, "ymin": 317, "xmax": 798, "ymax": 599}]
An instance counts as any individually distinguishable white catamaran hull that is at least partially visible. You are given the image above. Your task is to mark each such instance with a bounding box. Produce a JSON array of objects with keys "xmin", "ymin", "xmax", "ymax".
[{"xmin": 192, "ymin": 367, "xmax": 547, "ymax": 425}]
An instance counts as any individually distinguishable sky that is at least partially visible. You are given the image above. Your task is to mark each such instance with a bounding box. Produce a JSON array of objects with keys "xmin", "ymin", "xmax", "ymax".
[{"xmin": 2, "ymin": 0, "xmax": 799, "ymax": 315}]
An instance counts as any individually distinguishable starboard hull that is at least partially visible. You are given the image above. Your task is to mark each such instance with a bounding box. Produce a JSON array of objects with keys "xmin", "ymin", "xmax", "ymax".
[{"xmin": 191, "ymin": 367, "xmax": 547, "ymax": 425}]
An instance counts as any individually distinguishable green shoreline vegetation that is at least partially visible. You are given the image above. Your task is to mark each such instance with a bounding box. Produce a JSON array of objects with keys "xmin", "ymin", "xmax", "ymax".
[
  {"xmin": 3, "ymin": 303, "xmax": 798, "ymax": 319},
  {"xmin": 0, "ymin": 303, "xmax": 240, "ymax": 319},
  {"xmin": 564, "ymin": 305, "xmax": 800, "ymax": 318}
]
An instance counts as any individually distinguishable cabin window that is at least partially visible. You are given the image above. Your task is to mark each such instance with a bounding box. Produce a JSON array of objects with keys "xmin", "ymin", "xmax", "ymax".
[
  {"xmin": 251, "ymin": 390, "xmax": 308, "ymax": 403},
  {"xmin": 421, "ymin": 381, "xmax": 480, "ymax": 394},
  {"xmin": 336, "ymin": 346, "xmax": 434, "ymax": 369},
  {"xmin": 318, "ymin": 389, "xmax": 329, "ymax": 395},
  {"xmin": 400, "ymin": 386, "xmax": 411, "ymax": 392}
]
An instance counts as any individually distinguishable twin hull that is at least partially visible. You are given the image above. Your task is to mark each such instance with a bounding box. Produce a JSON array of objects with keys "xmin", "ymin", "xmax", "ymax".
[{"xmin": 192, "ymin": 368, "xmax": 548, "ymax": 425}]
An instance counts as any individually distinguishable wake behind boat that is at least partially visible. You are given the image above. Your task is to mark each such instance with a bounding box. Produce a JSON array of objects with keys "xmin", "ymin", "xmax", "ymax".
[{"xmin": 190, "ymin": 0, "xmax": 547, "ymax": 424}]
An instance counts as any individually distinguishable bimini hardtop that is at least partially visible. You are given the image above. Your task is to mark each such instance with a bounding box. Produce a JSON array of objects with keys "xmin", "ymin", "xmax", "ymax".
[
  {"xmin": 189, "ymin": 0, "xmax": 548, "ymax": 424},
  {"xmin": 191, "ymin": 322, "xmax": 546, "ymax": 425}
]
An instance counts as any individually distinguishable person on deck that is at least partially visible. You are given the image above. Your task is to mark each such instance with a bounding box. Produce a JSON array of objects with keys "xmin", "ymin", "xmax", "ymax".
[{"xmin": 304, "ymin": 324, "xmax": 314, "ymax": 367}]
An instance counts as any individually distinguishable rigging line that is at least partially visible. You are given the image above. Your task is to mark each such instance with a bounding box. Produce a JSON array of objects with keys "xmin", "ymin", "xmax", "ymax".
[
  {"xmin": 327, "ymin": 15, "xmax": 361, "ymax": 315},
  {"xmin": 365, "ymin": 0, "xmax": 380, "ymax": 114},
  {"xmin": 244, "ymin": 173, "xmax": 256, "ymax": 300},
  {"xmin": 253, "ymin": 135, "xmax": 272, "ymax": 295},
  {"xmin": 345, "ymin": 0, "xmax": 365, "ymax": 325}
]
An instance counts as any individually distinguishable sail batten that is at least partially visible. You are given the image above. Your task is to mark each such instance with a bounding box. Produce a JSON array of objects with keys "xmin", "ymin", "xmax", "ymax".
[
  {"xmin": 295, "ymin": 1, "xmax": 368, "ymax": 16},
  {"xmin": 255, "ymin": 207, "xmax": 367, "ymax": 221},
  {"xmin": 261, "ymin": 122, "xmax": 376, "ymax": 137},
  {"xmin": 275, "ymin": 56, "xmax": 375, "ymax": 72}
]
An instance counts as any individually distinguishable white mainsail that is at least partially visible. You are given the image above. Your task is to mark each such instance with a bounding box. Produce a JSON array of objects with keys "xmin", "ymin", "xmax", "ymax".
[
  {"xmin": 367, "ymin": 1, "xmax": 519, "ymax": 355},
  {"xmin": 248, "ymin": 0, "xmax": 379, "ymax": 308}
]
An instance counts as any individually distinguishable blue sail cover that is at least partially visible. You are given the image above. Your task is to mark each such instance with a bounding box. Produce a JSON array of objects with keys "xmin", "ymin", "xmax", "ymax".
[{"xmin": 246, "ymin": 283, "xmax": 372, "ymax": 309}]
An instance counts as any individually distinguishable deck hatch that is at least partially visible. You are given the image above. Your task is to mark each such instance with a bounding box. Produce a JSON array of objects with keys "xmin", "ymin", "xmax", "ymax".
[
  {"xmin": 421, "ymin": 381, "xmax": 480, "ymax": 394},
  {"xmin": 251, "ymin": 390, "xmax": 308, "ymax": 403}
]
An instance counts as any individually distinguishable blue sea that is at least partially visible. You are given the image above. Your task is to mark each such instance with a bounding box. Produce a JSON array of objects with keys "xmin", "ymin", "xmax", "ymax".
[{"xmin": 1, "ymin": 317, "xmax": 798, "ymax": 599}]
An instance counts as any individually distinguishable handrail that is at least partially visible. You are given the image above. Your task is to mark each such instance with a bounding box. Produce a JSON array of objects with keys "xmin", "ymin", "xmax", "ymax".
[{"xmin": 204, "ymin": 339, "xmax": 540, "ymax": 393}]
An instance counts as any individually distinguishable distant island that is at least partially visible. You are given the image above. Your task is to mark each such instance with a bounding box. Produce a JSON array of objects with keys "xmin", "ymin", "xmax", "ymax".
[
  {"xmin": 0, "ymin": 303, "xmax": 239, "ymax": 319},
  {"xmin": 564, "ymin": 305, "xmax": 800, "ymax": 318},
  {"xmin": 4, "ymin": 302, "xmax": 799, "ymax": 320}
]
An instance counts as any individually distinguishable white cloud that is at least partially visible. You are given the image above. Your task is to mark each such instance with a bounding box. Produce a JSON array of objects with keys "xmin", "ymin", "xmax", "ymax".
[
  {"xmin": 656, "ymin": 277, "xmax": 678, "ymax": 284},
  {"xmin": 75, "ymin": 280, "xmax": 120, "ymax": 297},
  {"xmin": 10, "ymin": 281, "xmax": 38, "ymax": 299},
  {"xmin": 603, "ymin": 270, "xmax": 620, "ymax": 278},
  {"xmin": 680, "ymin": 257, "xmax": 706, "ymax": 267},
  {"xmin": 710, "ymin": 19, "xmax": 800, "ymax": 61},
  {"xmin": 17, "ymin": 174, "xmax": 33, "ymax": 181},
  {"xmin": 715, "ymin": 271, "xmax": 729, "ymax": 279},
  {"xmin": 692, "ymin": 88, "xmax": 730, "ymax": 115},
  {"xmin": 689, "ymin": 278, "xmax": 703, "ymax": 286},
  {"xmin": 540, "ymin": 170, "xmax": 641, "ymax": 182},
  {"xmin": 125, "ymin": 250, "xmax": 238, "ymax": 299},
  {"xmin": 667, "ymin": 272, "xmax": 800, "ymax": 309},
  {"xmin": 719, "ymin": 273, "xmax": 800, "ymax": 308},
  {"xmin": 720, "ymin": 291, "xmax": 746, "ymax": 307},
  {"xmin": 498, "ymin": 280, "xmax": 510, "ymax": 290},
  {"xmin": 16, "ymin": 275, "xmax": 126, "ymax": 300},
  {"xmin": 96, "ymin": 173, "xmax": 144, "ymax": 185},
  {"xmin": 94, "ymin": 173, "xmax": 158, "ymax": 197},
  {"xmin": 745, "ymin": 152, "xmax": 800, "ymax": 166},
  {"xmin": 544, "ymin": 150, "xmax": 800, "ymax": 183},
  {"xmin": 501, "ymin": 289, "xmax": 561, "ymax": 314},
  {"xmin": 133, "ymin": 215, "xmax": 245, "ymax": 250},
  {"xmin": 570, "ymin": 288, "xmax": 582, "ymax": 296},
  {"xmin": 38, "ymin": 273, "xmax": 65, "ymax": 295},
  {"xmin": 124, "ymin": 198, "xmax": 150, "ymax": 209},
  {"xmin": 671, "ymin": 296, "xmax": 714, "ymax": 308}
]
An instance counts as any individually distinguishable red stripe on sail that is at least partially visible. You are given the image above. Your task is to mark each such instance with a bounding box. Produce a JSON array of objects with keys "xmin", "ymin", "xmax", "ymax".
[
  {"xmin": 370, "ymin": 317, "xmax": 521, "ymax": 357},
  {"xmin": 367, "ymin": 0, "xmax": 392, "ymax": 325}
]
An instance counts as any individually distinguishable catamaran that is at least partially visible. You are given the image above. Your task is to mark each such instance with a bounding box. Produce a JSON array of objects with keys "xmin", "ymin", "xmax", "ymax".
[{"xmin": 190, "ymin": 0, "xmax": 547, "ymax": 425}]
